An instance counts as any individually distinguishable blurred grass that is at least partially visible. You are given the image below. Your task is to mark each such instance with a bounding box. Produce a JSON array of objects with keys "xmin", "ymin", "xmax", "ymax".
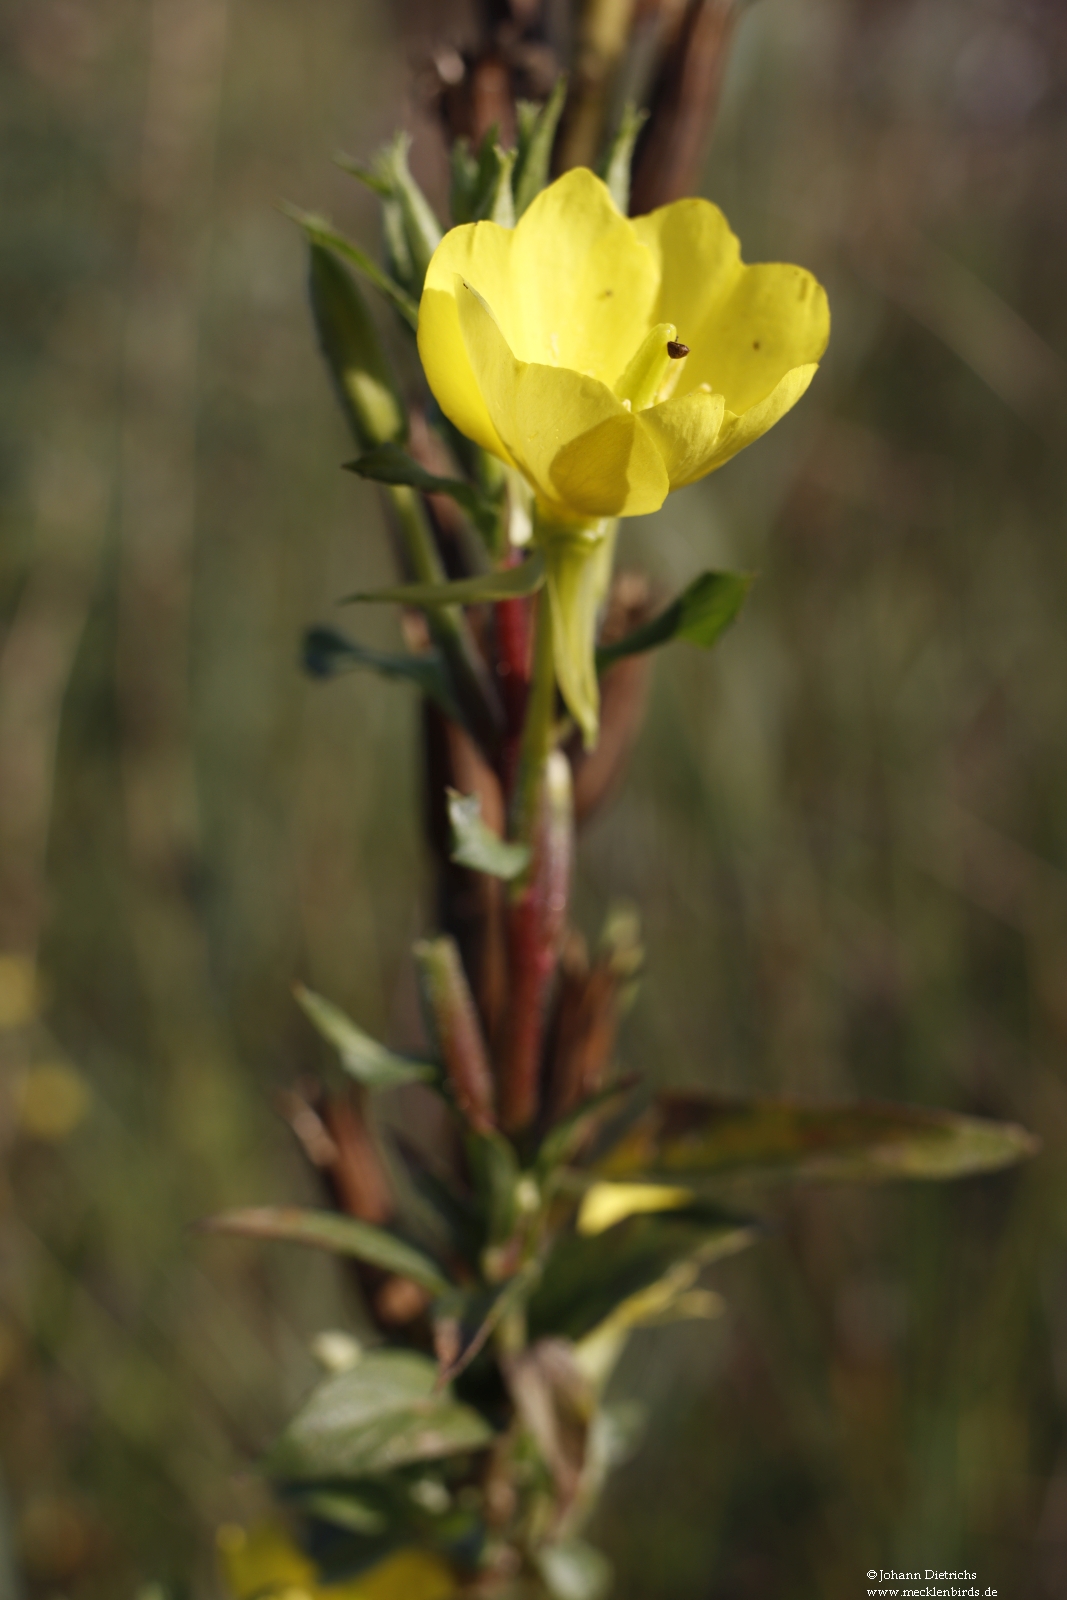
[{"xmin": 2, "ymin": 0, "xmax": 1067, "ymax": 1595}]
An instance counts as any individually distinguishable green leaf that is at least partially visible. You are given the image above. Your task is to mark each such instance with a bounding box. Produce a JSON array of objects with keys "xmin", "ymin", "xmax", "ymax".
[
  {"xmin": 198, "ymin": 1208, "xmax": 450, "ymax": 1296},
  {"xmin": 340, "ymin": 551, "xmax": 544, "ymax": 609},
  {"xmin": 597, "ymin": 102, "xmax": 649, "ymax": 216},
  {"xmin": 346, "ymin": 443, "xmax": 502, "ymax": 545},
  {"xmin": 294, "ymin": 983, "xmax": 438, "ymax": 1090},
  {"xmin": 283, "ymin": 204, "xmax": 420, "ymax": 330},
  {"xmin": 599, "ymin": 1094, "xmax": 1039, "ymax": 1185},
  {"xmin": 449, "ymin": 138, "xmax": 481, "ymax": 227},
  {"xmin": 536, "ymin": 1540, "xmax": 612, "ymax": 1600},
  {"xmin": 529, "ymin": 1203, "xmax": 755, "ymax": 1343},
  {"xmin": 266, "ymin": 1349, "xmax": 494, "ymax": 1480},
  {"xmin": 303, "ymin": 628, "xmax": 461, "ymax": 721},
  {"xmin": 535, "ymin": 1079, "xmax": 639, "ymax": 1179},
  {"xmin": 595, "ymin": 570, "xmax": 754, "ymax": 671},
  {"xmin": 513, "ymin": 77, "xmax": 568, "ymax": 218},
  {"xmin": 466, "ymin": 1127, "xmax": 522, "ymax": 1247},
  {"xmin": 446, "ymin": 789, "xmax": 531, "ymax": 880}
]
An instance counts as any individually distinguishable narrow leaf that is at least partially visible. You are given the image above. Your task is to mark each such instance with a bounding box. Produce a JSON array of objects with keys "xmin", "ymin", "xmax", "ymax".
[
  {"xmin": 302, "ymin": 628, "xmax": 461, "ymax": 720},
  {"xmin": 447, "ymin": 789, "xmax": 531, "ymax": 880},
  {"xmin": 596, "ymin": 570, "xmax": 753, "ymax": 671},
  {"xmin": 294, "ymin": 983, "xmax": 438, "ymax": 1089},
  {"xmin": 346, "ymin": 443, "xmax": 501, "ymax": 544},
  {"xmin": 598, "ymin": 102, "xmax": 650, "ymax": 216},
  {"xmin": 341, "ymin": 551, "xmax": 544, "ymax": 609},
  {"xmin": 283, "ymin": 203, "xmax": 419, "ymax": 330},
  {"xmin": 599, "ymin": 1094, "xmax": 1039, "ymax": 1184},
  {"xmin": 265, "ymin": 1349, "xmax": 494, "ymax": 1480},
  {"xmin": 513, "ymin": 77, "xmax": 568, "ymax": 217},
  {"xmin": 437, "ymin": 1259, "xmax": 543, "ymax": 1386},
  {"xmin": 199, "ymin": 1207, "xmax": 450, "ymax": 1296},
  {"xmin": 529, "ymin": 1203, "xmax": 756, "ymax": 1342}
]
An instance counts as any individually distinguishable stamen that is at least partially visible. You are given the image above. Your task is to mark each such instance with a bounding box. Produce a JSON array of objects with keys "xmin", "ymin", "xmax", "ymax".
[{"xmin": 667, "ymin": 340, "xmax": 690, "ymax": 359}]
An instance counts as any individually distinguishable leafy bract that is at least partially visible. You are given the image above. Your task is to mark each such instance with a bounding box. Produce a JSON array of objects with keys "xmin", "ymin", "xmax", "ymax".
[
  {"xmin": 266, "ymin": 1349, "xmax": 493, "ymax": 1481},
  {"xmin": 346, "ymin": 443, "xmax": 501, "ymax": 545},
  {"xmin": 599, "ymin": 1094, "xmax": 1039, "ymax": 1184},
  {"xmin": 341, "ymin": 552, "xmax": 544, "ymax": 609},
  {"xmin": 596, "ymin": 570, "xmax": 753, "ymax": 671},
  {"xmin": 295, "ymin": 983, "xmax": 438, "ymax": 1090},
  {"xmin": 199, "ymin": 1208, "xmax": 450, "ymax": 1296},
  {"xmin": 529, "ymin": 1203, "xmax": 755, "ymax": 1343},
  {"xmin": 446, "ymin": 789, "xmax": 531, "ymax": 880},
  {"xmin": 303, "ymin": 629, "xmax": 460, "ymax": 720},
  {"xmin": 284, "ymin": 204, "xmax": 419, "ymax": 329}
]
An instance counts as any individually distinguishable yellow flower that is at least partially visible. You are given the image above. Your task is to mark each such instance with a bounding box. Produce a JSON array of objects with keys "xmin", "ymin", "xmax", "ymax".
[
  {"xmin": 217, "ymin": 1523, "xmax": 457, "ymax": 1600},
  {"xmin": 417, "ymin": 167, "xmax": 829, "ymax": 742}
]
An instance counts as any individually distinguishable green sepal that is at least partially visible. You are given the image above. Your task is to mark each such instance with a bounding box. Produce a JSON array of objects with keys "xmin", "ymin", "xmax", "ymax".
[
  {"xmin": 340, "ymin": 551, "xmax": 544, "ymax": 609},
  {"xmin": 596, "ymin": 570, "xmax": 754, "ymax": 672},
  {"xmin": 294, "ymin": 983, "xmax": 438, "ymax": 1090},
  {"xmin": 303, "ymin": 628, "xmax": 461, "ymax": 721},
  {"xmin": 513, "ymin": 76, "xmax": 568, "ymax": 218},
  {"xmin": 197, "ymin": 1207, "xmax": 451, "ymax": 1296},
  {"xmin": 599, "ymin": 1094, "xmax": 1040, "ymax": 1185},
  {"xmin": 337, "ymin": 133, "xmax": 442, "ymax": 296},
  {"xmin": 597, "ymin": 102, "xmax": 649, "ymax": 216},
  {"xmin": 284, "ymin": 203, "xmax": 420, "ymax": 330},
  {"xmin": 264, "ymin": 1349, "xmax": 494, "ymax": 1481},
  {"xmin": 447, "ymin": 789, "xmax": 531, "ymax": 881},
  {"xmin": 346, "ymin": 442, "xmax": 503, "ymax": 545}
]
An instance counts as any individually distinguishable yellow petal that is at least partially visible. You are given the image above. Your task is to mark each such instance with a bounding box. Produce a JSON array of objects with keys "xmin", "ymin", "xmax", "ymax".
[
  {"xmin": 700, "ymin": 363, "xmax": 820, "ymax": 474},
  {"xmin": 634, "ymin": 199, "xmax": 829, "ymax": 416},
  {"xmin": 418, "ymin": 282, "xmax": 513, "ymax": 464},
  {"xmin": 695, "ymin": 263, "xmax": 829, "ymax": 415},
  {"xmin": 218, "ymin": 1525, "xmax": 456, "ymax": 1600},
  {"xmin": 577, "ymin": 1182, "xmax": 695, "ymax": 1236},
  {"xmin": 457, "ymin": 285, "xmax": 668, "ymax": 521},
  {"xmin": 217, "ymin": 1522, "xmax": 315, "ymax": 1598},
  {"xmin": 638, "ymin": 388, "xmax": 727, "ymax": 491},
  {"xmin": 510, "ymin": 167, "xmax": 657, "ymax": 383},
  {"xmin": 633, "ymin": 196, "xmax": 743, "ymax": 345}
]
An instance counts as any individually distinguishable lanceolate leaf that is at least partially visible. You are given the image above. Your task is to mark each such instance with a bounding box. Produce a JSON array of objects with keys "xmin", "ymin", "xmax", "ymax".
[
  {"xmin": 599, "ymin": 1094, "xmax": 1039, "ymax": 1185},
  {"xmin": 199, "ymin": 1208, "xmax": 450, "ymax": 1296},
  {"xmin": 346, "ymin": 444, "xmax": 502, "ymax": 545},
  {"xmin": 283, "ymin": 203, "xmax": 420, "ymax": 330},
  {"xmin": 514, "ymin": 77, "xmax": 568, "ymax": 218},
  {"xmin": 446, "ymin": 789, "xmax": 531, "ymax": 880},
  {"xmin": 302, "ymin": 628, "xmax": 461, "ymax": 721},
  {"xmin": 598, "ymin": 102, "xmax": 649, "ymax": 216},
  {"xmin": 596, "ymin": 571, "xmax": 754, "ymax": 671},
  {"xmin": 295, "ymin": 983, "xmax": 438, "ymax": 1089},
  {"xmin": 266, "ymin": 1349, "xmax": 494, "ymax": 1480},
  {"xmin": 529, "ymin": 1203, "xmax": 756, "ymax": 1343},
  {"xmin": 341, "ymin": 552, "xmax": 544, "ymax": 609}
]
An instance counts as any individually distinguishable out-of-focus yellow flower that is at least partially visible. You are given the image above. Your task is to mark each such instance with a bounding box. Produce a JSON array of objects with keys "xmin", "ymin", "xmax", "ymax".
[
  {"xmin": 217, "ymin": 1523, "xmax": 456, "ymax": 1600},
  {"xmin": 418, "ymin": 167, "xmax": 828, "ymax": 521},
  {"xmin": 417, "ymin": 167, "xmax": 829, "ymax": 744}
]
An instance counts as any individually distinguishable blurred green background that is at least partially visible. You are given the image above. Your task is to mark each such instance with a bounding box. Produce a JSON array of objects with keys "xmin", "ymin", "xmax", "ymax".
[{"xmin": 2, "ymin": 0, "xmax": 1066, "ymax": 1594}]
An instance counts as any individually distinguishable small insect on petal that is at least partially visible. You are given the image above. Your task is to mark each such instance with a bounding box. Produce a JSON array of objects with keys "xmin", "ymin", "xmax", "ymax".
[{"xmin": 666, "ymin": 340, "xmax": 690, "ymax": 359}]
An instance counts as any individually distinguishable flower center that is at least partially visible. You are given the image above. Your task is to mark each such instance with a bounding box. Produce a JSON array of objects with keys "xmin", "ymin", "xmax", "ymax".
[{"xmin": 613, "ymin": 322, "xmax": 690, "ymax": 411}]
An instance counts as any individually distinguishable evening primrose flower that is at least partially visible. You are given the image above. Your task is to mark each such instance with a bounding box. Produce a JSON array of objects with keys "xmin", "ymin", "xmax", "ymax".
[{"xmin": 417, "ymin": 167, "xmax": 829, "ymax": 744}]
